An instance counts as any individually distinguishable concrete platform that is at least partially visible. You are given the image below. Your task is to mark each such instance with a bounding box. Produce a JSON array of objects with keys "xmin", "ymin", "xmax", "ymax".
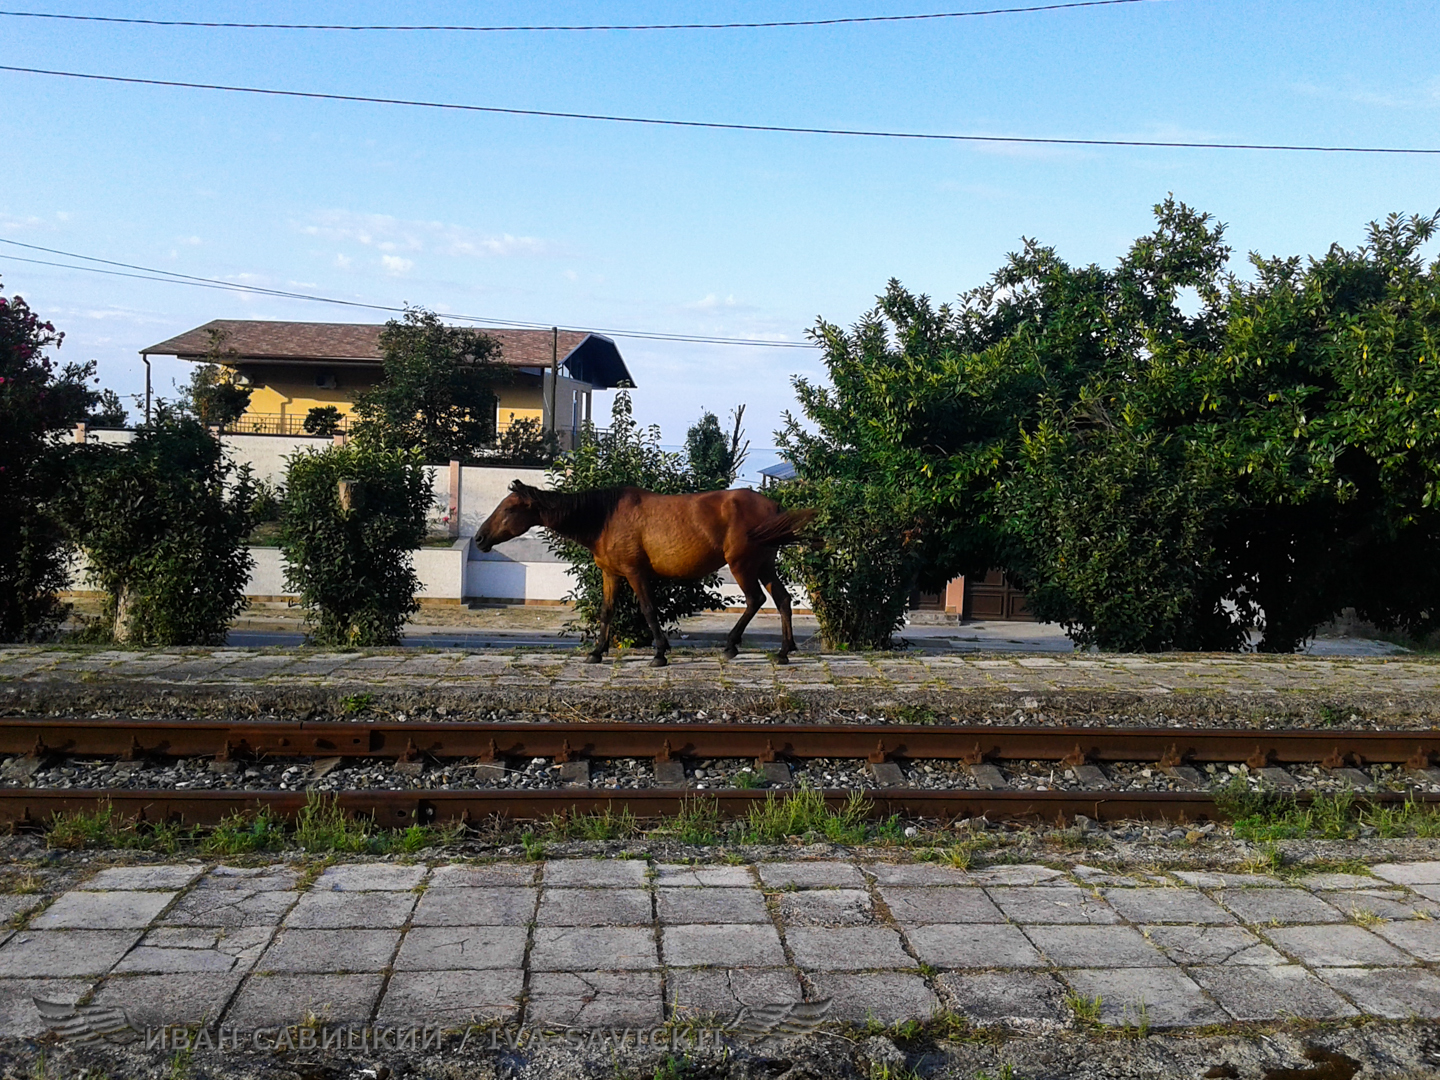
[{"xmin": 3, "ymin": 856, "xmax": 1440, "ymax": 1042}]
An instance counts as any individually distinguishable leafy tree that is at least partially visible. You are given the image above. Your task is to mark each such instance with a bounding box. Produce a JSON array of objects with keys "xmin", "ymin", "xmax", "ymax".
[
  {"xmin": 0, "ymin": 283, "xmax": 95, "ymax": 641},
  {"xmin": 303, "ymin": 405, "xmax": 344, "ymax": 437},
  {"xmin": 179, "ymin": 329, "xmax": 252, "ymax": 430},
  {"xmin": 685, "ymin": 405, "xmax": 749, "ymax": 490},
  {"xmin": 494, "ymin": 415, "xmax": 559, "ymax": 465},
  {"xmin": 351, "ymin": 307, "xmax": 511, "ymax": 461},
  {"xmin": 66, "ymin": 410, "xmax": 256, "ymax": 644},
  {"xmin": 545, "ymin": 391, "xmax": 725, "ymax": 645},
  {"xmin": 86, "ymin": 389, "xmax": 129, "ymax": 428},
  {"xmin": 792, "ymin": 201, "xmax": 1440, "ymax": 652},
  {"xmin": 279, "ymin": 442, "xmax": 431, "ymax": 645}
]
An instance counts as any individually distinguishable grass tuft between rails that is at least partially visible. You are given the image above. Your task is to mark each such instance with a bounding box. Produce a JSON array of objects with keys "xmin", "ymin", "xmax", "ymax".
[
  {"xmin": 1215, "ymin": 777, "xmax": 1440, "ymax": 842},
  {"xmin": 38, "ymin": 781, "xmax": 1440, "ymax": 854}
]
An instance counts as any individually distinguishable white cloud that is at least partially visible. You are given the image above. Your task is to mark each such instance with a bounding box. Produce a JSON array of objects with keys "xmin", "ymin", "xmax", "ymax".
[
  {"xmin": 381, "ymin": 255, "xmax": 413, "ymax": 275},
  {"xmin": 177, "ymin": 235, "xmax": 202, "ymax": 246},
  {"xmin": 0, "ymin": 211, "xmax": 47, "ymax": 232},
  {"xmin": 298, "ymin": 209, "xmax": 549, "ymax": 260},
  {"xmin": 334, "ymin": 254, "xmax": 352, "ymax": 269}
]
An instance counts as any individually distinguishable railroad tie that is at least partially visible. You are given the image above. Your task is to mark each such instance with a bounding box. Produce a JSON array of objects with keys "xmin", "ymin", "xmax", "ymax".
[
  {"xmin": 968, "ymin": 762, "xmax": 1010, "ymax": 791},
  {"xmin": 1256, "ymin": 766, "xmax": 1298, "ymax": 790}
]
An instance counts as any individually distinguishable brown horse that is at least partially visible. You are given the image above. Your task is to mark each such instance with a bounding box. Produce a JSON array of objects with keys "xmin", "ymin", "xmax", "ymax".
[{"xmin": 476, "ymin": 481, "xmax": 814, "ymax": 666}]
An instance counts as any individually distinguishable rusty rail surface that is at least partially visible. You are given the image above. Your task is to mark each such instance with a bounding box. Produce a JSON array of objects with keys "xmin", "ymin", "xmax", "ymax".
[
  {"xmin": 2, "ymin": 787, "xmax": 1436, "ymax": 829},
  {"xmin": 2, "ymin": 717, "xmax": 1438, "ymax": 770}
]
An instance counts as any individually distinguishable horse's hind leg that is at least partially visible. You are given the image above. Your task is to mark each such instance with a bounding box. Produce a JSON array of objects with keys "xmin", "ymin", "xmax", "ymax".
[
  {"xmin": 628, "ymin": 573, "xmax": 670, "ymax": 667},
  {"xmin": 586, "ymin": 569, "xmax": 621, "ymax": 664},
  {"xmin": 724, "ymin": 564, "xmax": 766, "ymax": 660},
  {"xmin": 761, "ymin": 565, "xmax": 798, "ymax": 664}
]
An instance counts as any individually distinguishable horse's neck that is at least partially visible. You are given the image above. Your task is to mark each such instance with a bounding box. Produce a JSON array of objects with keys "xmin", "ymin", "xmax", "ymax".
[{"xmin": 537, "ymin": 509, "xmax": 600, "ymax": 552}]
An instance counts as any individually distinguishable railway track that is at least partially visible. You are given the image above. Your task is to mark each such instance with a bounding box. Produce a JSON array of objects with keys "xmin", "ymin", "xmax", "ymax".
[{"xmin": 1, "ymin": 716, "xmax": 1438, "ymax": 825}]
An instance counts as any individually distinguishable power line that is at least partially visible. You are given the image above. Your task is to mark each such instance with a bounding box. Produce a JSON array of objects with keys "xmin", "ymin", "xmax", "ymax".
[
  {"xmin": 0, "ymin": 238, "xmax": 818, "ymax": 350},
  {"xmin": 0, "ymin": 1, "xmax": 1170, "ymax": 32},
  {"xmin": 3, "ymin": 64, "xmax": 1436, "ymax": 155}
]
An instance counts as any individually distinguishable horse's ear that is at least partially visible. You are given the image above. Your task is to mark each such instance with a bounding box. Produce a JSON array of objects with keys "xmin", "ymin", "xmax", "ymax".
[
  {"xmin": 508, "ymin": 479, "xmax": 524, "ymax": 493},
  {"xmin": 509, "ymin": 479, "xmax": 535, "ymax": 505}
]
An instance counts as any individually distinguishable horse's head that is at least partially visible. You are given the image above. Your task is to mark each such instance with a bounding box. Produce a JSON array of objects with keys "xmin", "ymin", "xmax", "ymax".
[{"xmin": 475, "ymin": 480, "xmax": 545, "ymax": 552}]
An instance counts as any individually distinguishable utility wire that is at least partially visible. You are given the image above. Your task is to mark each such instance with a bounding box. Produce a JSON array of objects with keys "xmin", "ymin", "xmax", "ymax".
[
  {"xmin": 0, "ymin": 238, "xmax": 818, "ymax": 350},
  {"xmin": 2, "ymin": 65, "xmax": 1435, "ymax": 155},
  {"xmin": 0, "ymin": 1, "xmax": 1169, "ymax": 32}
]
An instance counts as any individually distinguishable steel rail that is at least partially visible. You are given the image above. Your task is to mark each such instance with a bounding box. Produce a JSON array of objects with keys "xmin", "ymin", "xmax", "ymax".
[{"xmin": 2, "ymin": 717, "xmax": 1438, "ymax": 769}]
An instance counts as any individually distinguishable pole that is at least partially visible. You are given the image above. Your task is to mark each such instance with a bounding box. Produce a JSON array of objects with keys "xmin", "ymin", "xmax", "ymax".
[
  {"xmin": 142, "ymin": 355, "xmax": 152, "ymax": 425},
  {"xmin": 549, "ymin": 327, "xmax": 559, "ymax": 435}
]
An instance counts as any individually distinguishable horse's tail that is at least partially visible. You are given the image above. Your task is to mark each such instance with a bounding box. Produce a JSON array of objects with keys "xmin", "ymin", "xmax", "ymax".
[{"xmin": 748, "ymin": 508, "xmax": 817, "ymax": 547}]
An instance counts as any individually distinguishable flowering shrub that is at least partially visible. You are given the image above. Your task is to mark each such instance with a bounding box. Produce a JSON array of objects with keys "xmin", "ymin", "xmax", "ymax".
[{"xmin": 0, "ymin": 284, "xmax": 96, "ymax": 641}]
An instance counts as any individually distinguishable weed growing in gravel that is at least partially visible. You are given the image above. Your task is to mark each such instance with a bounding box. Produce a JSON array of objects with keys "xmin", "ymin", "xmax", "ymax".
[
  {"xmin": 1241, "ymin": 841, "xmax": 1286, "ymax": 875},
  {"xmin": 45, "ymin": 801, "xmax": 193, "ymax": 851},
  {"xmin": 663, "ymin": 797, "xmax": 720, "ymax": 845},
  {"xmin": 738, "ymin": 788, "xmax": 871, "ymax": 845},
  {"xmin": 294, "ymin": 793, "xmax": 375, "ymax": 853},
  {"xmin": 340, "ymin": 692, "xmax": 375, "ymax": 714},
  {"xmin": 730, "ymin": 767, "xmax": 765, "ymax": 789},
  {"xmin": 542, "ymin": 806, "xmax": 641, "ymax": 843},
  {"xmin": 1065, "ymin": 991, "xmax": 1102, "ymax": 1025},
  {"xmin": 520, "ymin": 830, "xmax": 547, "ymax": 861},
  {"xmin": 202, "ymin": 807, "xmax": 285, "ymax": 856}
]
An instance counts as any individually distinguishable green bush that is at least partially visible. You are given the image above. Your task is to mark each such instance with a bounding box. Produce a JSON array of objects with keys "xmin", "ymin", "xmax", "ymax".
[
  {"xmin": 66, "ymin": 412, "xmax": 256, "ymax": 645},
  {"xmin": 303, "ymin": 405, "xmax": 344, "ymax": 437},
  {"xmin": 493, "ymin": 415, "xmax": 559, "ymax": 466},
  {"xmin": 545, "ymin": 391, "xmax": 727, "ymax": 645},
  {"xmin": 279, "ymin": 441, "xmax": 430, "ymax": 645},
  {"xmin": 0, "ymin": 284, "xmax": 96, "ymax": 642}
]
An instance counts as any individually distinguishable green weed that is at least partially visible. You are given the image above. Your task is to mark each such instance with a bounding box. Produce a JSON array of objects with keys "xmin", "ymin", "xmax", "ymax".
[
  {"xmin": 521, "ymin": 830, "xmax": 547, "ymax": 861},
  {"xmin": 203, "ymin": 807, "xmax": 285, "ymax": 856},
  {"xmin": 1065, "ymin": 991, "xmax": 1102, "ymax": 1025},
  {"xmin": 294, "ymin": 793, "xmax": 376, "ymax": 853},
  {"xmin": 664, "ymin": 797, "xmax": 721, "ymax": 845},
  {"xmin": 543, "ymin": 805, "xmax": 641, "ymax": 843},
  {"xmin": 731, "ymin": 767, "xmax": 765, "ymax": 789},
  {"xmin": 340, "ymin": 692, "xmax": 375, "ymax": 714},
  {"xmin": 739, "ymin": 788, "xmax": 871, "ymax": 845}
]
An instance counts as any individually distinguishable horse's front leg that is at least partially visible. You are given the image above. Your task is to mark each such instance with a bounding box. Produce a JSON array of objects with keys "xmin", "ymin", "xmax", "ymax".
[
  {"xmin": 724, "ymin": 563, "xmax": 766, "ymax": 660},
  {"xmin": 628, "ymin": 573, "xmax": 670, "ymax": 667},
  {"xmin": 587, "ymin": 569, "xmax": 620, "ymax": 663}
]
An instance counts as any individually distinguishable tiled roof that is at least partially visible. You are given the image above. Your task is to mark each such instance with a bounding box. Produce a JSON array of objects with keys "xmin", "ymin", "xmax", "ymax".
[{"xmin": 141, "ymin": 320, "xmax": 594, "ymax": 368}]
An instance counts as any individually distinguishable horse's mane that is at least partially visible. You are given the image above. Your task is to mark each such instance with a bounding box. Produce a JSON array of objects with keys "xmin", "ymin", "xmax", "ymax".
[{"xmin": 511, "ymin": 480, "xmax": 627, "ymax": 547}]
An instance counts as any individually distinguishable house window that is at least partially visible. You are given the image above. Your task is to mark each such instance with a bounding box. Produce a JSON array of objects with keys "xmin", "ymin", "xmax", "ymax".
[{"xmin": 315, "ymin": 371, "xmax": 338, "ymax": 389}]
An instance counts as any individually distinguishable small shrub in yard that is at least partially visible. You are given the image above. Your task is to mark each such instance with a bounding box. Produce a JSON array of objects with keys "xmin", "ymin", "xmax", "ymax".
[
  {"xmin": 279, "ymin": 442, "xmax": 430, "ymax": 646},
  {"xmin": 66, "ymin": 412, "xmax": 256, "ymax": 645}
]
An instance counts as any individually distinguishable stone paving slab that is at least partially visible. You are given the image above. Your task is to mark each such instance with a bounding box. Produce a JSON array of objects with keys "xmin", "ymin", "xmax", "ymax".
[
  {"xmin": 877, "ymin": 885, "xmax": 1004, "ymax": 925},
  {"xmin": 537, "ymin": 887, "xmax": 652, "ymax": 926},
  {"xmin": 411, "ymin": 887, "xmax": 537, "ymax": 926},
  {"xmin": 1189, "ymin": 965, "xmax": 1358, "ymax": 1022},
  {"xmin": 285, "ymin": 890, "xmax": 417, "ymax": 928},
  {"xmin": 4, "ymin": 855, "xmax": 1440, "ymax": 1036},
  {"xmin": 91, "ymin": 972, "xmax": 245, "ymax": 1029},
  {"xmin": 226, "ymin": 973, "xmax": 384, "ymax": 1028},
  {"xmin": 1063, "ymin": 967, "xmax": 1227, "ymax": 1028},
  {"xmin": 935, "ymin": 971, "xmax": 1070, "ymax": 1028},
  {"xmin": 907, "ymin": 922, "xmax": 1046, "ymax": 969},
  {"xmin": 666, "ymin": 968, "xmax": 803, "ymax": 1018},
  {"xmin": 377, "ymin": 969, "xmax": 523, "ymax": 1026}
]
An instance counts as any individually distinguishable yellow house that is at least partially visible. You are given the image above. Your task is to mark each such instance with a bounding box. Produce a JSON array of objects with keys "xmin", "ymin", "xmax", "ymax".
[{"xmin": 141, "ymin": 319, "xmax": 634, "ymax": 445}]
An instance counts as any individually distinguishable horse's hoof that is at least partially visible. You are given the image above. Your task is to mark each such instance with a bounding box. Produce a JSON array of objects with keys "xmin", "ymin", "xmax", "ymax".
[
  {"xmin": 722, "ymin": 646, "xmax": 738, "ymax": 660},
  {"xmin": 775, "ymin": 652, "xmax": 790, "ymax": 666},
  {"xmin": 649, "ymin": 655, "xmax": 668, "ymax": 668},
  {"xmin": 584, "ymin": 653, "xmax": 604, "ymax": 664}
]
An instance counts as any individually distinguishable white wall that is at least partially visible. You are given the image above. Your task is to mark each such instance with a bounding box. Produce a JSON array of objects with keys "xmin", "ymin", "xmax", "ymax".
[
  {"xmin": 459, "ymin": 464, "xmax": 549, "ymax": 537},
  {"xmin": 220, "ymin": 433, "xmax": 331, "ymax": 487}
]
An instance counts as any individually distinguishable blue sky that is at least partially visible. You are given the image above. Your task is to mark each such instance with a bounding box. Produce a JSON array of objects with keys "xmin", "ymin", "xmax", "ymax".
[{"xmin": 1, "ymin": 1, "xmax": 1437, "ymax": 485}]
